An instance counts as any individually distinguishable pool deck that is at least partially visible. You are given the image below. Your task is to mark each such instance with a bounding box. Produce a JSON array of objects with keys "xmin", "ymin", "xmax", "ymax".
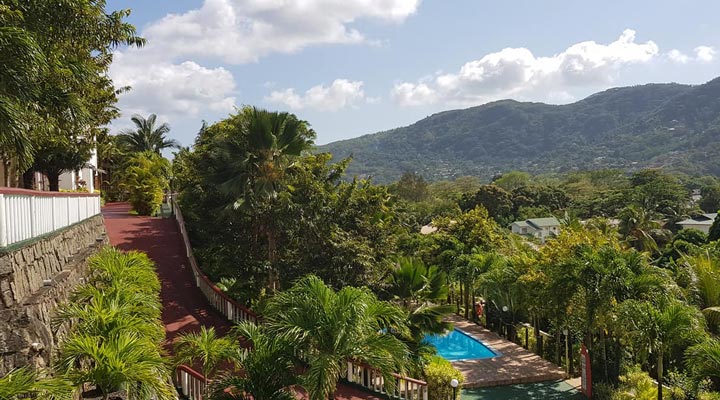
[{"xmin": 449, "ymin": 315, "xmax": 567, "ymax": 388}]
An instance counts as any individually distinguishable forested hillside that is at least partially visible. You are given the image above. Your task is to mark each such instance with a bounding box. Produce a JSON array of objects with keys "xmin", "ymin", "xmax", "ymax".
[{"xmin": 320, "ymin": 77, "xmax": 720, "ymax": 182}]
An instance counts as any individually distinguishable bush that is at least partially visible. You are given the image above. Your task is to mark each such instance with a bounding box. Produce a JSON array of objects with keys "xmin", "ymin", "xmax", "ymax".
[
  {"xmin": 424, "ymin": 356, "xmax": 463, "ymax": 400},
  {"xmin": 122, "ymin": 152, "xmax": 169, "ymax": 216}
]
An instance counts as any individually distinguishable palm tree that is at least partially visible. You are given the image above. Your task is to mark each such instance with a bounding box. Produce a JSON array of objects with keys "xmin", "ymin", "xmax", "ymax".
[
  {"xmin": 685, "ymin": 338, "xmax": 720, "ymax": 390},
  {"xmin": 263, "ymin": 275, "xmax": 410, "ymax": 400},
  {"xmin": 173, "ymin": 327, "xmax": 238, "ymax": 389},
  {"xmin": 209, "ymin": 322, "xmax": 297, "ymax": 400},
  {"xmin": 0, "ymin": 367, "xmax": 73, "ymax": 400},
  {"xmin": 682, "ymin": 251, "xmax": 720, "ymax": 332},
  {"xmin": 618, "ymin": 204, "xmax": 662, "ymax": 254},
  {"xmin": 116, "ymin": 114, "xmax": 178, "ymax": 153},
  {"xmin": 56, "ymin": 332, "xmax": 174, "ymax": 400},
  {"xmin": 210, "ymin": 107, "xmax": 315, "ymax": 291},
  {"xmin": 387, "ymin": 257, "xmax": 454, "ymax": 340},
  {"xmin": 618, "ymin": 299, "xmax": 705, "ymax": 400}
]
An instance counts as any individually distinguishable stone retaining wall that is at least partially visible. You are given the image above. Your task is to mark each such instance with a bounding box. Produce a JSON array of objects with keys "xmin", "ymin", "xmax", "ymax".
[{"xmin": 0, "ymin": 215, "xmax": 107, "ymax": 375}]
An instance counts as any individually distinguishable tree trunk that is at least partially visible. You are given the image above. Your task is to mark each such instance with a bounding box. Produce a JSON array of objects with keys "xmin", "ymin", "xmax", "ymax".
[
  {"xmin": 48, "ymin": 172, "xmax": 60, "ymax": 191},
  {"xmin": 21, "ymin": 169, "xmax": 34, "ymax": 189},
  {"xmin": 556, "ymin": 326, "xmax": 562, "ymax": 365},
  {"xmin": 657, "ymin": 351, "xmax": 663, "ymax": 400}
]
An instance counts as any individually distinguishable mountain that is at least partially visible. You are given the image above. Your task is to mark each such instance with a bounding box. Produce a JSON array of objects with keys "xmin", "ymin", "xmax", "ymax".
[{"xmin": 319, "ymin": 77, "xmax": 720, "ymax": 183}]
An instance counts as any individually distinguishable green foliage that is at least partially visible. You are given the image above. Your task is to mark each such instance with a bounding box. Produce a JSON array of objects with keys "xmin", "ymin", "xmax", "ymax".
[
  {"xmin": 210, "ymin": 322, "xmax": 297, "ymax": 400},
  {"xmin": 423, "ymin": 356, "xmax": 463, "ymax": 400},
  {"xmin": 459, "ymin": 184, "xmax": 513, "ymax": 224},
  {"xmin": 122, "ymin": 152, "xmax": 169, "ymax": 215},
  {"xmin": 0, "ymin": 367, "xmax": 73, "ymax": 400},
  {"xmin": 174, "ymin": 327, "xmax": 238, "ymax": 384},
  {"xmin": 55, "ymin": 247, "xmax": 173, "ymax": 400},
  {"xmin": 0, "ymin": 0, "xmax": 143, "ymax": 177},
  {"xmin": 709, "ymin": 215, "xmax": 720, "ymax": 242},
  {"xmin": 116, "ymin": 114, "xmax": 178, "ymax": 153},
  {"xmin": 263, "ymin": 275, "xmax": 411, "ymax": 400},
  {"xmin": 390, "ymin": 171, "xmax": 429, "ymax": 202},
  {"xmin": 700, "ymin": 185, "xmax": 720, "ymax": 214}
]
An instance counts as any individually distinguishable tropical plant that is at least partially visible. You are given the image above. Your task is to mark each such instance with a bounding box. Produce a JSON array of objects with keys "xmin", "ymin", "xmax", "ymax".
[
  {"xmin": 682, "ymin": 251, "xmax": 720, "ymax": 332},
  {"xmin": 173, "ymin": 327, "xmax": 238, "ymax": 386},
  {"xmin": 122, "ymin": 152, "xmax": 170, "ymax": 215},
  {"xmin": 57, "ymin": 333, "xmax": 174, "ymax": 400},
  {"xmin": 618, "ymin": 299, "xmax": 705, "ymax": 400},
  {"xmin": 423, "ymin": 356, "xmax": 463, "ymax": 400},
  {"xmin": 117, "ymin": 114, "xmax": 178, "ymax": 154},
  {"xmin": 209, "ymin": 107, "xmax": 315, "ymax": 290},
  {"xmin": 263, "ymin": 275, "xmax": 411, "ymax": 400},
  {"xmin": 618, "ymin": 204, "xmax": 662, "ymax": 254},
  {"xmin": 686, "ymin": 338, "xmax": 720, "ymax": 391},
  {"xmin": 0, "ymin": 367, "xmax": 73, "ymax": 400},
  {"xmin": 210, "ymin": 322, "xmax": 297, "ymax": 400}
]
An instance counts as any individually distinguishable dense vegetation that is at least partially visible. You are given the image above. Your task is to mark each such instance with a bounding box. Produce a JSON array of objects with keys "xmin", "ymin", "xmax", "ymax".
[
  {"xmin": 0, "ymin": 248, "xmax": 173, "ymax": 400},
  {"xmin": 173, "ymin": 104, "xmax": 720, "ymax": 399},
  {"xmin": 0, "ymin": 0, "xmax": 143, "ymax": 189},
  {"xmin": 321, "ymin": 78, "xmax": 720, "ymax": 183}
]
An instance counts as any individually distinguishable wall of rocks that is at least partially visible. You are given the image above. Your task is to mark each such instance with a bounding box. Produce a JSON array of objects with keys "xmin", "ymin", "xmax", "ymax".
[{"xmin": 0, "ymin": 215, "xmax": 107, "ymax": 375}]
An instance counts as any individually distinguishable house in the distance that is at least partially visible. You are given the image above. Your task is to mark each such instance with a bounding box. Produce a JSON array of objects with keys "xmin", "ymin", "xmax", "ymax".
[
  {"xmin": 510, "ymin": 217, "xmax": 561, "ymax": 242},
  {"xmin": 676, "ymin": 213, "xmax": 717, "ymax": 234}
]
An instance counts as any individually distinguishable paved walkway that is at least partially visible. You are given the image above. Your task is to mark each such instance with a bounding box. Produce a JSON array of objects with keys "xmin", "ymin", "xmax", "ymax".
[
  {"xmin": 449, "ymin": 315, "xmax": 567, "ymax": 388},
  {"xmin": 101, "ymin": 202, "xmax": 379, "ymax": 400}
]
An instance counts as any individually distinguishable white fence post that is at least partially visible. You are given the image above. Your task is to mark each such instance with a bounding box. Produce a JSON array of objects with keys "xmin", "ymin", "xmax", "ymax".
[
  {"xmin": 0, "ymin": 193, "xmax": 6, "ymax": 247},
  {"xmin": 0, "ymin": 191, "xmax": 101, "ymax": 248}
]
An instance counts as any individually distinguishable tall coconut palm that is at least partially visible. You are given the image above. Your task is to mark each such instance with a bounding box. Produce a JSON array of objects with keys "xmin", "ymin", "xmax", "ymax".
[
  {"xmin": 209, "ymin": 322, "xmax": 297, "ymax": 400},
  {"xmin": 56, "ymin": 332, "xmax": 174, "ymax": 400},
  {"xmin": 210, "ymin": 107, "xmax": 315, "ymax": 291},
  {"xmin": 116, "ymin": 113, "xmax": 178, "ymax": 154},
  {"xmin": 618, "ymin": 299, "xmax": 705, "ymax": 400},
  {"xmin": 0, "ymin": 367, "xmax": 73, "ymax": 400},
  {"xmin": 264, "ymin": 275, "xmax": 410, "ymax": 400}
]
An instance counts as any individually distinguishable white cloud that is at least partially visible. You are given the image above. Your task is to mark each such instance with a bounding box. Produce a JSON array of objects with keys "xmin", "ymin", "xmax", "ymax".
[
  {"xmin": 265, "ymin": 79, "xmax": 368, "ymax": 111},
  {"xmin": 110, "ymin": 53, "xmax": 237, "ymax": 118},
  {"xmin": 667, "ymin": 49, "xmax": 690, "ymax": 64},
  {"xmin": 140, "ymin": 0, "xmax": 420, "ymax": 64},
  {"xmin": 695, "ymin": 46, "xmax": 716, "ymax": 62},
  {"xmin": 392, "ymin": 29, "xmax": 660, "ymax": 106}
]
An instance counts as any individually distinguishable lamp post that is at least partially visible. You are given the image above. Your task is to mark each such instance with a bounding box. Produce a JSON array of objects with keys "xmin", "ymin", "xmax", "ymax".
[{"xmin": 450, "ymin": 378, "xmax": 459, "ymax": 399}]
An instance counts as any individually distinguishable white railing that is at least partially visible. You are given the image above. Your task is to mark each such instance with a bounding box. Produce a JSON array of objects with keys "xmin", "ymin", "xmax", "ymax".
[
  {"xmin": 175, "ymin": 365, "xmax": 207, "ymax": 400},
  {"xmin": 347, "ymin": 361, "xmax": 429, "ymax": 400},
  {"xmin": 0, "ymin": 188, "xmax": 101, "ymax": 247},
  {"xmin": 172, "ymin": 199, "xmax": 258, "ymax": 324}
]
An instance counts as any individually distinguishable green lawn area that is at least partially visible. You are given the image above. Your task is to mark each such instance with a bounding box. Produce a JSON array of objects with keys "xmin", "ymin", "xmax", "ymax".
[{"xmin": 462, "ymin": 380, "xmax": 584, "ymax": 400}]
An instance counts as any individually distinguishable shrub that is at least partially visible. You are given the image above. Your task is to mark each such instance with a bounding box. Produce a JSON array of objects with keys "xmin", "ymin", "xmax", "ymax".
[
  {"xmin": 122, "ymin": 152, "xmax": 169, "ymax": 216},
  {"xmin": 424, "ymin": 356, "xmax": 463, "ymax": 400}
]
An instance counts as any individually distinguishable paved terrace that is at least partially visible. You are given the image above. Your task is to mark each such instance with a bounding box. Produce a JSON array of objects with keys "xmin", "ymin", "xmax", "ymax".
[
  {"xmin": 449, "ymin": 315, "xmax": 567, "ymax": 388},
  {"xmin": 102, "ymin": 202, "xmax": 379, "ymax": 400}
]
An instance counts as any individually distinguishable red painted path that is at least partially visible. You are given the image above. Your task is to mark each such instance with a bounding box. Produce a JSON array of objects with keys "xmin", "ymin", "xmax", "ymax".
[{"xmin": 101, "ymin": 202, "xmax": 379, "ymax": 400}]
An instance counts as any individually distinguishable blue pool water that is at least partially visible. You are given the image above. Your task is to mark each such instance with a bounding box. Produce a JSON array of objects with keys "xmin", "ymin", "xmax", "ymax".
[{"xmin": 424, "ymin": 329, "xmax": 499, "ymax": 361}]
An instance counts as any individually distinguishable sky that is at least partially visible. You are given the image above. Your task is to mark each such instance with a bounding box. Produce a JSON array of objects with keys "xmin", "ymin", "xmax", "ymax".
[{"xmin": 105, "ymin": 0, "xmax": 720, "ymax": 147}]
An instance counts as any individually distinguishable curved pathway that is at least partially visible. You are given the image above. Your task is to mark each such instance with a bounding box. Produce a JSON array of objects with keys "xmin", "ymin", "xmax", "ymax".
[{"xmin": 101, "ymin": 202, "xmax": 378, "ymax": 400}]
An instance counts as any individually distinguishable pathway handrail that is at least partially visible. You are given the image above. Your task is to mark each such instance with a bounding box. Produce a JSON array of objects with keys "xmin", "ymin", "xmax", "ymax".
[
  {"xmin": 175, "ymin": 365, "xmax": 207, "ymax": 400},
  {"xmin": 0, "ymin": 188, "xmax": 101, "ymax": 248},
  {"xmin": 172, "ymin": 199, "xmax": 258, "ymax": 324},
  {"xmin": 170, "ymin": 199, "xmax": 428, "ymax": 399},
  {"xmin": 346, "ymin": 361, "xmax": 429, "ymax": 400}
]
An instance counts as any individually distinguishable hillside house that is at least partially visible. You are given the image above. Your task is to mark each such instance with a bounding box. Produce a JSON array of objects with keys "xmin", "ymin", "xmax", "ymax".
[
  {"xmin": 676, "ymin": 213, "xmax": 718, "ymax": 234},
  {"xmin": 510, "ymin": 217, "xmax": 561, "ymax": 242}
]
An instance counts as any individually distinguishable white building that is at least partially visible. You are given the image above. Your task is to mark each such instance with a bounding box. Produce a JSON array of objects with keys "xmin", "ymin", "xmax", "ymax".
[
  {"xmin": 676, "ymin": 213, "xmax": 717, "ymax": 234},
  {"xmin": 510, "ymin": 217, "xmax": 561, "ymax": 242},
  {"xmin": 58, "ymin": 148, "xmax": 98, "ymax": 193}
]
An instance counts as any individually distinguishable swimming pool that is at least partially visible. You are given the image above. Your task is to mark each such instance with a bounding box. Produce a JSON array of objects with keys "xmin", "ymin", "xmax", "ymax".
[{"xmin": 424, "ymin": 329, "xmax": 499, "ymax": 361}]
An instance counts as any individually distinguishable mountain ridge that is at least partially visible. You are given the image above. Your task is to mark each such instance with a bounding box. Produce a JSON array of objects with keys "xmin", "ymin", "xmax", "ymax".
[{"xmin": 319, "ymin": 78, "xmax": 720, "ymax": 183}]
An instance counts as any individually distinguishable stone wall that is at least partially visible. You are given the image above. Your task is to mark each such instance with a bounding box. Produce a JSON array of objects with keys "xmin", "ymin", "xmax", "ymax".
[{"xmin": 0, "ymin": 215, "xmax": 107, "ymax": 375}]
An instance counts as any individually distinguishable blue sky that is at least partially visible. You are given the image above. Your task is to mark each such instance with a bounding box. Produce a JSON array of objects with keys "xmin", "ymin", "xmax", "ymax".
[{"xmin": 106, "ymin": 0, "xmax": 720, "ymax": 147}]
